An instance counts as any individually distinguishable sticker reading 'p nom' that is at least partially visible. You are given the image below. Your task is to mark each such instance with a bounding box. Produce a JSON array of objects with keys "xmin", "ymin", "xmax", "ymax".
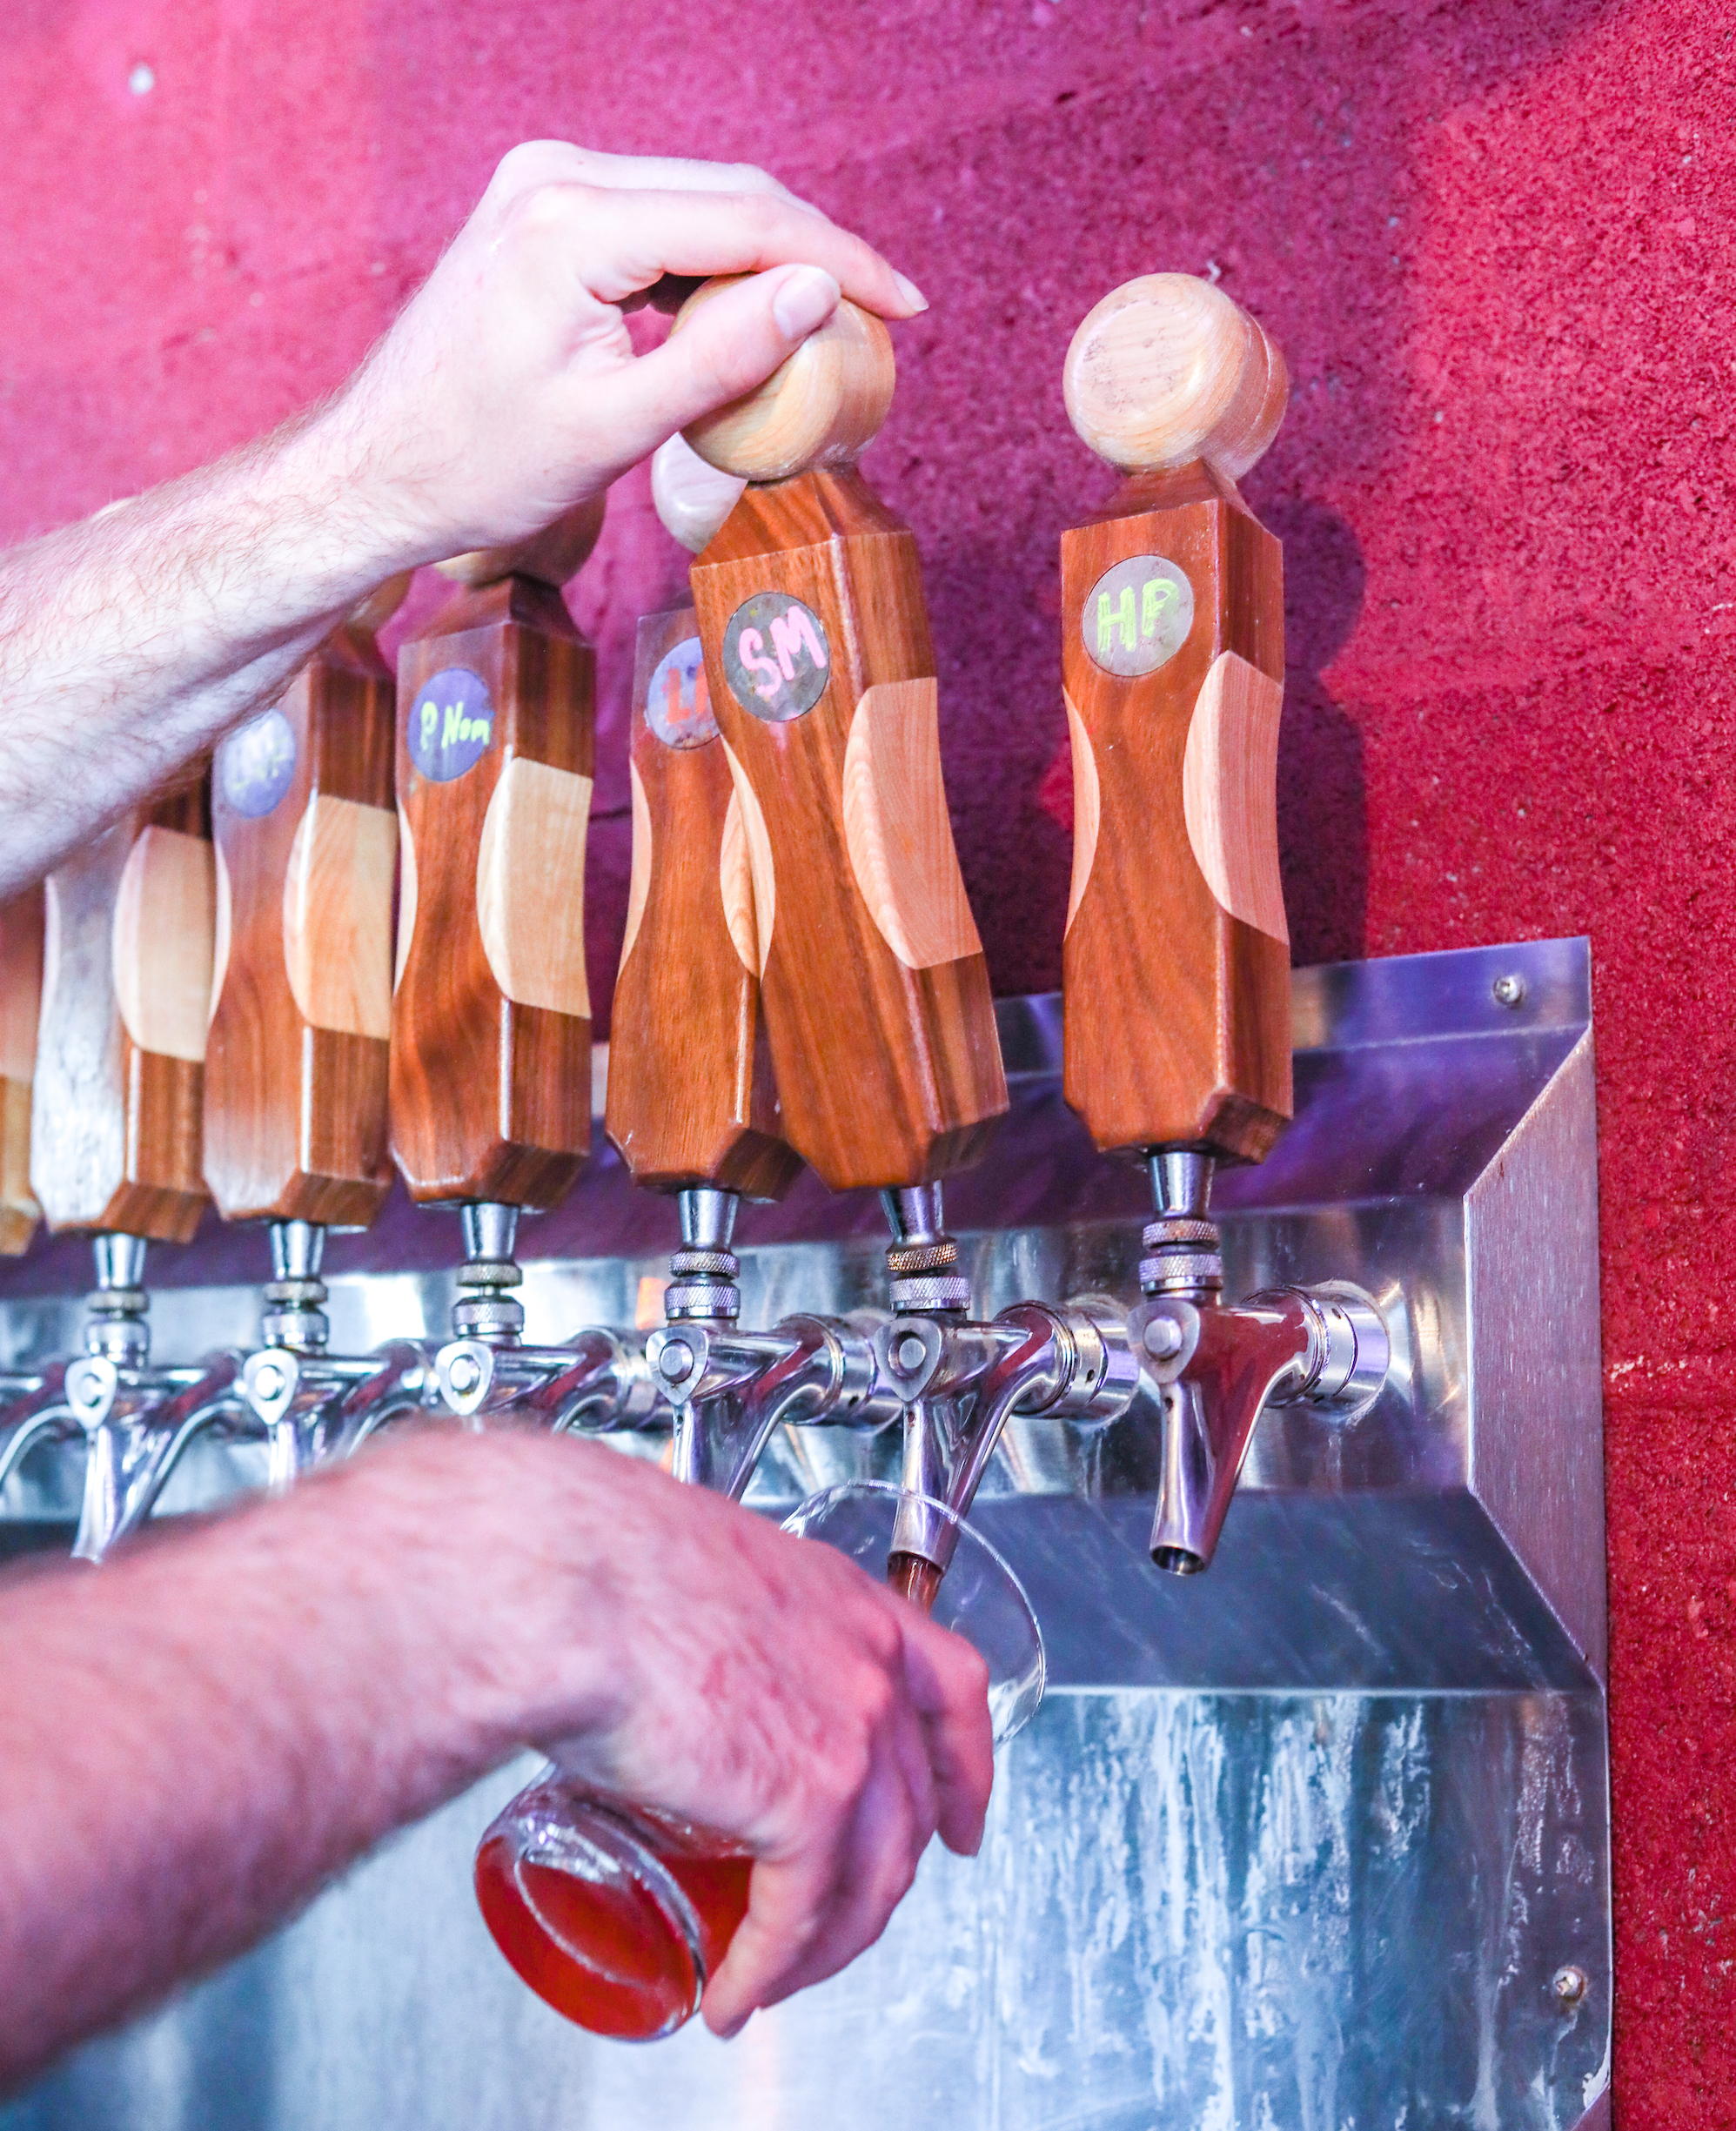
[
  {"xmin": 1083, "ymin": 555, "xmax": 1196, "ymax": 678},
  {"xmin": 408, "ymin": 667, "xmax": 496, "ymax": 781},
  {"xmin": 721, "ymin": 593, "xmax": 832, "ymax": 723}
]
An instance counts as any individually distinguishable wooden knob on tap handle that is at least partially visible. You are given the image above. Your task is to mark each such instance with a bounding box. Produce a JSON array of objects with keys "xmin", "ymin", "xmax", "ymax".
[
  {"xmin": 605, "ymin": 605, "xmax": 801, "ymax": 1201},
  {"xmin": 678, "ymin": 281, "xmax": 1007, "ymax": 1192},
  {"xmin": 32, "ymin": 769, "xmax": 217, "ymax": 1241},
  {"xmin": 0, "ymin": 888, "xmax": 44, "ymax": 1256},
  {"xmin": 389, "ymin": 501, "xmax": 603, "ymax": 1207},
  {"xmin": 204, "ymin": 580, "xmax": 409, "ymax": 1226},
  {"xmin": 1060, "ymin": 274, "xmax": 1292, "ymax": 1163}
]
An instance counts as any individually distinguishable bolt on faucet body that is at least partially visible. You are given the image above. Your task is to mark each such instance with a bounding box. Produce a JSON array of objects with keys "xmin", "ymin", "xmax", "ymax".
[{"xmin": 1132, "ymin": 1152, "xmax": 1391, "ymax": 1573}]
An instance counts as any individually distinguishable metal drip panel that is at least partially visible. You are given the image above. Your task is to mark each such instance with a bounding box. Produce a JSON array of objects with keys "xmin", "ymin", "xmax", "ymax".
[{"xmin": 0, "ymin": 938, "xmax": 1611, "ymax": 2129}]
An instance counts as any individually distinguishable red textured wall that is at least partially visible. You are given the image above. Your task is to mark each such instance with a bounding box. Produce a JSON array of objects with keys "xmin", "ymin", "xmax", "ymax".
[{"xmin": 2, "ymin": 0, "xmax": 1731, "ymax": 2114}]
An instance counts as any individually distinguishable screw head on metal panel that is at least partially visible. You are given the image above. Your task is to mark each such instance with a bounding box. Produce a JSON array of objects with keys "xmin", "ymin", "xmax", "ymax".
[
  {"xmin": 1143, "ymin": 1317, "xmax": 1185, "ymax": 1359},
  {"xmin": 446, "ymin": 1352, "xmax": 482, "ymax": 1398},
  {"xmin": 251, "ymin": 1361, "xmax": 285, "ymax": 1402},
  {"xmin": 1550, "ymin": 1963, "xmax": 1589, "ymax": 2011},
  {"xmin": 1492, "ymin": 973, "xmax": 1528, "ymax": 1009},
  {"xmin": 658, "ymin": 1339, "xmax": 694, "ymax": 1380},
  {"xmin": 895, "ymin": 1333, "xmax": 929, "ymax": 1373}
]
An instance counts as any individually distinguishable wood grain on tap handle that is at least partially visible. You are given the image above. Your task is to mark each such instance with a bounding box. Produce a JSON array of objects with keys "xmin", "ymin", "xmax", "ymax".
[
  {"xmin": 33, "ymin": 776, "xmax": 213, "ymax": 1240},
  {"xmin": 204, "ymin": 621, "xmax": 399, "ymax": 1226},
  {"xmin": 691, "ymin": 469, "xmax": 1006, "ymax": 1192},
  {"xmin": 389, "ymin": 574, "xmax": 593, "ymax": 1208},
  {"xmin": 0, "ymin": 887, "xmax": 44, "ymax": 1256},
  {"xmin": 604, "ymin": 606, "xmax": 801, "ymax": 1202},
  {"xmin": 1060, "ymin": 465, "xmax": 1291, "ymax": 1162}
]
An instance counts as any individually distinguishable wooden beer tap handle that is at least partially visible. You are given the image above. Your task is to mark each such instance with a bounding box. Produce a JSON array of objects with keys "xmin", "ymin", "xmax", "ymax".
[
  {"xmin": 390, "ymin": 500, "xmax": 604, "ymax": 1207},
  {"xmin": 32, "ymin": 768, "xmax": 217, "ymax": 1241},
  {"xmin": 605, "ymin": 603, "xmax": 801, "ymax": 1201},
  {"xmin": 679, "ymin": 281, "xmax": 1007, "ymax": 1191},
  {"xmin": 204, "ymin": 578, "xmax": 411, "ymax": 1226},
  {"xmin": 0, "ymin": 888, "xmax": 44, "ymax": 1256},
  {"xmin": 1060, "ymin": 273, "xmax": 1292, "ymax": 1162}
]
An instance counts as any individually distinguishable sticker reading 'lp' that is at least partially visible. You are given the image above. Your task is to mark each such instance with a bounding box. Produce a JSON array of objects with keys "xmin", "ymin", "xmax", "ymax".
[
  {"xmin": 722, "ymin": 593, "xmax": 832, "ymax": 722},
  {"xmin": 646, "ymin": 637, "xmax": 717, "ymax": 751},
  {"xmin": 218, "ymin": 707, "xmax": 297, "ymax": 819},
  {"xmin": 1083, "ymin": 555, "xmax": 1195, "ymax": 678},
  {"xmin": 409, "ymin": 667, "xmax": 495, "ymax": 781}
]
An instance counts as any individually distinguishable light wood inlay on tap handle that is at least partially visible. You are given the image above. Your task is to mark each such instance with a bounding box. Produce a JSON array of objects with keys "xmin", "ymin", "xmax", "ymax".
[
  {"xmin": 679, "ymin": 281, "xmax": 1007, "ymax": 1192},
  {"xmin": 0, "ymin": 887, "xmax": 44, "ymax": 1256},
  {"xmin": 389, "ymin": 503, "xmax": 603, "ymax": 1207},
  {"xmin": 1060, "ymin": 273, "xmax": 1292, "ymax": 1162},
  {"xmin": 32, "ymin": 769, "xmax": 216, "ymax": 1241},
  {"xmin": 204, "ymin": 578, "xmax": 409, "ymax": 1226},
  {"xmin": 605, "ymin": 605, "xmax": 801, "ymax": 1201}
]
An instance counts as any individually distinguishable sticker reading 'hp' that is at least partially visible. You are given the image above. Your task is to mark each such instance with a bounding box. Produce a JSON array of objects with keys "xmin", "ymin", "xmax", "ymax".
[
  {"xmin": 722, "ymin": 593, "xmax": 832, "ymax": 722},
  {"xmin": 646, "ymin": 637, "xmax": 717, "ymax": 751},
  {"xmin": 1083, "ymin": 555, "xmax": 1196, "ymax": 678},
  {"xmin": 409, "ymin": 667, "xmax": 495, "ymax": 781},
  {"xmin": 218, "ymin": 707, "xmax": 297, "ymax": 819}
]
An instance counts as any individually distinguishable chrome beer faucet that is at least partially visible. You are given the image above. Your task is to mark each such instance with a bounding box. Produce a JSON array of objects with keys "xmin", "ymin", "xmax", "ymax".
[
  {"xmin": 235, "ymin": 1220, "xmax": 432, "ymax": 1485},
  {"xmin": 432, "ymin": 1203, "xmax": 656, "ymax": 1436},
  {"xmin": 64, "ymin": 1236, "xmax": 248, "ymax": 1562},
  {"xmin": 870, "ymin": 1185, "xmax": 1141, "ymax": 1573},
  {"xmin": 1130, "ymin": 1152, "xmax": 1388, "ymax": 1571},
  {"xmin": 643, "ymin": 1188, "xmax": 895, "ymax": 1503}
]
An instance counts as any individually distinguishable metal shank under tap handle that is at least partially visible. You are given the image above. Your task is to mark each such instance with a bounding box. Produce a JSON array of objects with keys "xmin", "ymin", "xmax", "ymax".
[
  {"xmin": 1059, "ymin": 274, "xmax": 1292, "ymax": 1163},
  {"xmin": 204, "ymin": 586, "xmax": 404, "ymax": 1231},
  {"xmin": 389, "ymin": 506, "xmax": 602, "ymax": 1210},
  {"xmin": 680, "ymin": 280, "xmax": 1008, "ymax": 1194}
]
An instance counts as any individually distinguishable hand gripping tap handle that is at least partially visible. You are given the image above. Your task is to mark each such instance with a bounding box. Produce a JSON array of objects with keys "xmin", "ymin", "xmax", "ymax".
[
  {"xmin": 1060, "ymin": 274, "xmax": 1292, "ymax": 1163},
  {"xmin": 678, "ymin": 279, "xmax": 1008, "ymax": 1193},
  {"xmin": 390, "ymin": 501, "xmax": 604, "ymax": 1209},
  {"xmin": 205, "ymin": 576, "xmax": 410, "ymax": 1233}
]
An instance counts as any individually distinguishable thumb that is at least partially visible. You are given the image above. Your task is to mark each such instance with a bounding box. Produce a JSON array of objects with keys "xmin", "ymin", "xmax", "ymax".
[{"xmin": 595, "ymin": 265, "xmax": 841, "ymax": 473}]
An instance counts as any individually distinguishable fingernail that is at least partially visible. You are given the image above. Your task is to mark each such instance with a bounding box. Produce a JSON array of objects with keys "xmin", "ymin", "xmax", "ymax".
[
  {"xmin": 771, "ymin": 265, "xmax": 841, "ymax": 340},
  {"xmin": 893, "ymin": 271, "xmax": 929, "ymax": 314}
]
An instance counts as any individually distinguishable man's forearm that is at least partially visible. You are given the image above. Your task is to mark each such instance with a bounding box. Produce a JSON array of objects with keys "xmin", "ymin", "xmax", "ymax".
[
  {"xmin": 0, "ymin": 400, "xmax": 410, "ymax": 895},
  {"xmin": 0, "ymin": 1430, "xmax": 611, "ymax": 2087}
]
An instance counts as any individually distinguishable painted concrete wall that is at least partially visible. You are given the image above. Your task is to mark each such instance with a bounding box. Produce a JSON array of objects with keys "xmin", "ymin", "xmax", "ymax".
[{"xmin": 1, "ymin": 0, "xmax": 1731, "ymax": 2113}]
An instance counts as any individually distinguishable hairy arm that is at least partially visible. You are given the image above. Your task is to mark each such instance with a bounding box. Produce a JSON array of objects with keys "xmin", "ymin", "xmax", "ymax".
[
  {"xmin": 0, "ymin": 144, "xmax": 925, "ymax": 894},
  {"xmin": 0, "ymin": 1427, "xmax": 989, "ymax": 2085}
]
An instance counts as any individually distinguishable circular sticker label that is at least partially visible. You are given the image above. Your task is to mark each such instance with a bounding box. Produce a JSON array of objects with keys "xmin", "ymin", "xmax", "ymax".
[
  {"xmin": 646, "ymin": 636, "xmax": 717, "ymax": 750},
  {"xmin": 408, "ymin": 667, "xmax": 495, "ymax": 782},
  {"xmin": 218, "ymin": 708, "xmax": 297, "ymax": 819},
  {"xmin": 1082, "ymin": 555, "xmax": 1196, "ymax": 677},
  {"xmin": 721, "ymin": 593, "xmax": 832, "ymax": 723}
]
